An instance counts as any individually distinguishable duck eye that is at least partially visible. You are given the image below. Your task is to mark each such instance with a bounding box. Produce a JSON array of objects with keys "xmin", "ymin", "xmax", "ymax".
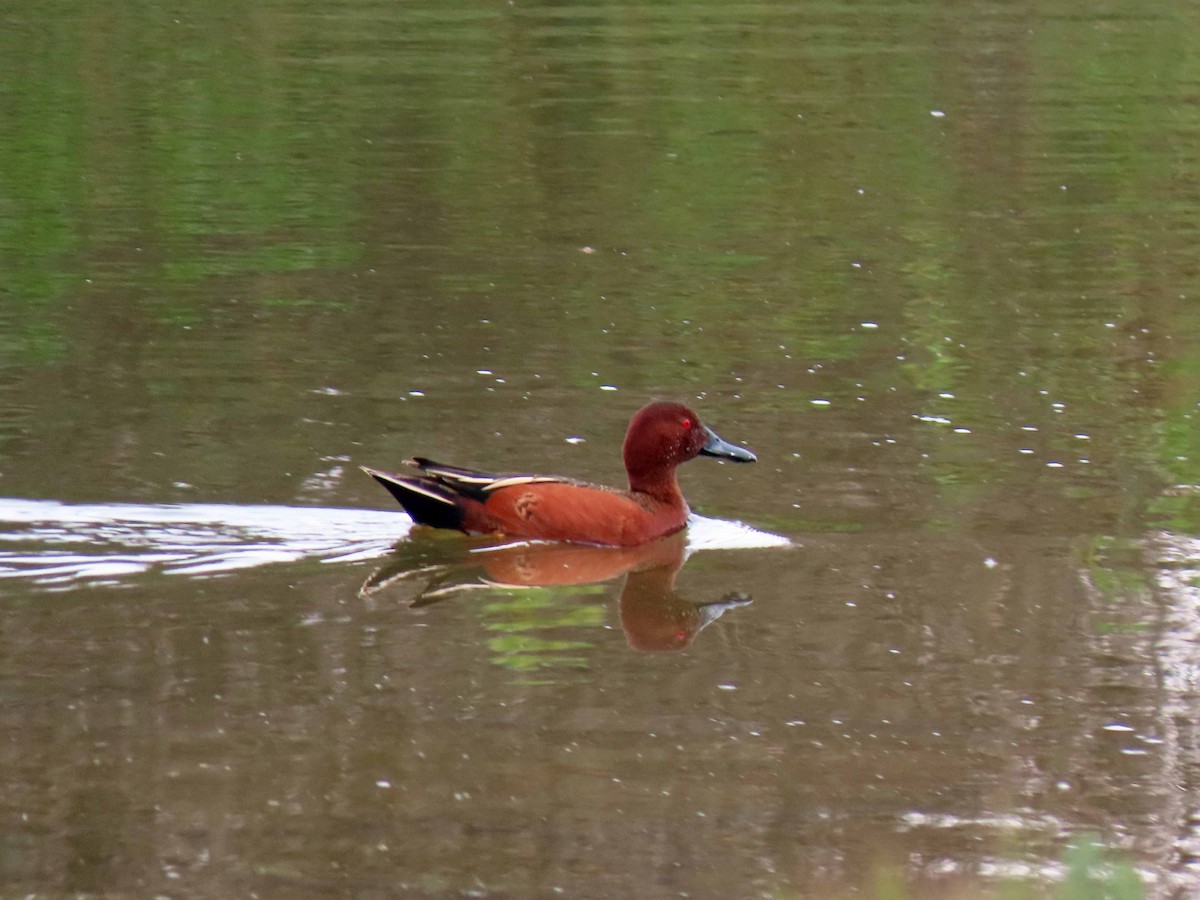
[{"xmin": 680, "ymin": 417, "xmax": 693, "ymax": 430}]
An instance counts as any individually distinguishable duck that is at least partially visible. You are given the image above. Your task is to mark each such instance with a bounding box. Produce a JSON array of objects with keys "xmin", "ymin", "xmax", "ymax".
[{"xmin": 361, "ymin": 400, "xmax": 756, "ymax": 546}]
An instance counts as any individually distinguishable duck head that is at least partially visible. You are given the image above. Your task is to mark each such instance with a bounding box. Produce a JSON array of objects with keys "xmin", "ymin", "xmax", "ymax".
[{"xmin": 622, "ymin": 401, "xmax": 755, "ymax": 493}]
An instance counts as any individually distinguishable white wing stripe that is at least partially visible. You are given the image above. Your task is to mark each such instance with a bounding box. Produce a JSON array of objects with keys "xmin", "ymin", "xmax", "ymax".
[{"xmin": 482, "ymin": 476, "xmax": 563, "ymax": 492}]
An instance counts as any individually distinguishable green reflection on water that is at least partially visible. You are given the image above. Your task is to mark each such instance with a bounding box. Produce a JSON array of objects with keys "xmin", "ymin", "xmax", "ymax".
[
  {"xmin": 0, "ymin": 1, "xmax": 362, "ymax": 365},
  {"xmin": 479, "ymin": 587, "xmax": 607, "ymax": 675},
  {"xmin": 0, "ymin": 0, "xmax": 1198, "ymax": 896}
]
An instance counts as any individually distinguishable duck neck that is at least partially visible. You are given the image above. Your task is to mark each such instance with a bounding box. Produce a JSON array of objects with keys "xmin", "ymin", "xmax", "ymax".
[{"xmin": 627, "ymin": 468, "xmax": 686, "ymax": 507}]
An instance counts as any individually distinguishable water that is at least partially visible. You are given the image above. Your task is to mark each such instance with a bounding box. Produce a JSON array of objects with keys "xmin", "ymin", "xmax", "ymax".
[{"xmin": 4, "ymin": 0, "xmax": 1200, "ymax": 896}]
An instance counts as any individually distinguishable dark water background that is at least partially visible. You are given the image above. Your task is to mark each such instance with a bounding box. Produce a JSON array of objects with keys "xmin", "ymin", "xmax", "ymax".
[{"xmin": 3, "ymin": 1, "xmax": 1200, "ymax": 896}]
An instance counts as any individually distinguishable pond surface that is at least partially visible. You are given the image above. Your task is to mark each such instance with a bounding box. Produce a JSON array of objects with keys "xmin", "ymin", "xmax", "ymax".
[{"xmin": 3, "ymin": 0, "xmax": 1200, "ymax": 896}]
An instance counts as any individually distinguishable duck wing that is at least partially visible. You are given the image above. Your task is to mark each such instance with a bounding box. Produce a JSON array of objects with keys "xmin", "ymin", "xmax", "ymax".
[
  {"xmin": 406, "ymin": 457, "xmax": 569, "ymax": 501},
  {"xmin": 360, "ymin": 459, "xmax": 577, "ymax": 531}
]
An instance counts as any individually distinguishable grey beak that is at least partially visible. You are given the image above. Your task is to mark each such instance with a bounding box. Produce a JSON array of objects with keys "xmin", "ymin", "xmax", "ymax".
[{"xmin": 699, "ymin": 426, "xmax": 756, "ymax": 463}]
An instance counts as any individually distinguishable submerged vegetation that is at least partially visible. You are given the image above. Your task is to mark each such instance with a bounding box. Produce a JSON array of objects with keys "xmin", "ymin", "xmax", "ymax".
[{"xmin": 798, "ymin": 835, "xmax": 1145, "ymax": 899}]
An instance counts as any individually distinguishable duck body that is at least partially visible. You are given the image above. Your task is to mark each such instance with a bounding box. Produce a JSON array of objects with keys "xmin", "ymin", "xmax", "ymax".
[{"xmin": 362, "ymin": 401, "xmax": 755, "ymax": 547}]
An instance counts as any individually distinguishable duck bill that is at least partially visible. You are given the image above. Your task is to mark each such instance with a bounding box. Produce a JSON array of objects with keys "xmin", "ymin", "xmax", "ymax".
[{"xmin": 699, "ymin": 426, "xmax": 756, "ymax": 463}]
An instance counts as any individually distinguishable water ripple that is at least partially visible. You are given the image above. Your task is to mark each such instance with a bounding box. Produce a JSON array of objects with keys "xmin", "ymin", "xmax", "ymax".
[{"xmin": 0, "ymin": 499, "xmax": 789, "ymax": 588}]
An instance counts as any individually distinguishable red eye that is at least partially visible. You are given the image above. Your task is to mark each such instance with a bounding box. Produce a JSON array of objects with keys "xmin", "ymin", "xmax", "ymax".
[{"xmin": 681, "ymin": 417, "xmax": 692, "ymax": 430}]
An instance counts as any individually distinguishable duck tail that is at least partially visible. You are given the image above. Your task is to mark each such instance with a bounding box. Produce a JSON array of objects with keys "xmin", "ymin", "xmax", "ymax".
[{"xmin": 360, "ymin": 466, "xmax": 466, "ymax": 531}]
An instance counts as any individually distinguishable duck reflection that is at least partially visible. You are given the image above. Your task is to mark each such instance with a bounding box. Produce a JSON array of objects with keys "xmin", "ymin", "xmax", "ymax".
[{"xmin": 360, "ymin": 530, "xmax": 751, "ymax": 652}]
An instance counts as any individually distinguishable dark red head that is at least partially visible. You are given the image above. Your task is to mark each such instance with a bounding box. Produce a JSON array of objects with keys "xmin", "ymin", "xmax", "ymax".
[{"xmin": 622, "ymin": 401, "xmax": 755, "ymax": 491}]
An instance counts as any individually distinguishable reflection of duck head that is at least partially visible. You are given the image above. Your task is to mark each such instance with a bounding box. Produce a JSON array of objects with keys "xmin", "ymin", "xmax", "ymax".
[
  {"xmin": 360, "ymin": 530, "xmax": 752, "ymax": 652},
  {"xmin": 617, "ymin": 552, "xmax": 752, "ymax": 652}
]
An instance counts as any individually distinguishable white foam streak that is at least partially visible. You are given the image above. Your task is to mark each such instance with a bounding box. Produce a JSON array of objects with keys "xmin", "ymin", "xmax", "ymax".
[{"xmin": 0, "ymin": 499, "xmax": 789, "ymax": 587}]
